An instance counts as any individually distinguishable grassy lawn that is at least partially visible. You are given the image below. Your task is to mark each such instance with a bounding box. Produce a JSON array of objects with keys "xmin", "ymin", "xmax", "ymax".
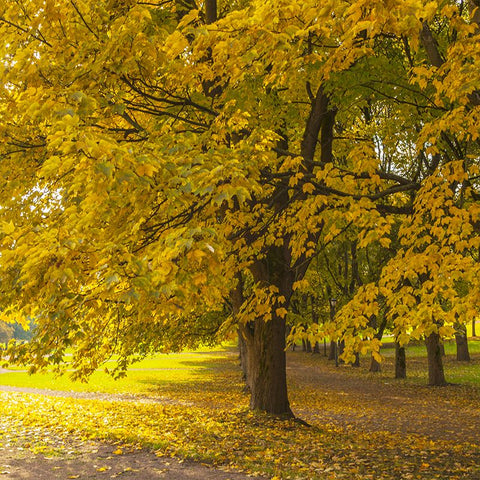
[
  {"xmin": 377, "ymin": 338, "xmax": 480, "ymax": 385},
  {"xmin": 0, "ymin": 348, "xmax": 238, "ymax": 398},
  {"xmin": 0, "ymin": 340, "xmax": 479, "ymax": 479}
]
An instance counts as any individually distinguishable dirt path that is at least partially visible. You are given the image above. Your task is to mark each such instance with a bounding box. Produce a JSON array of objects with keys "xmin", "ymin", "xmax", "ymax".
[
  {"xmin": 1, "ymin": 442, "xmax": 263, "ymax": 479},
  {"xmin": 287, "ymin": 352, "xmax": 480, "ymax": 444}
]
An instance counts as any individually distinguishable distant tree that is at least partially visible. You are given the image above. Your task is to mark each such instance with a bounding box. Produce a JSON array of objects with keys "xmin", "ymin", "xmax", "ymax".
[{"xmin": 0, "ymin": 322, "xmax": 14, "ymax": 344}]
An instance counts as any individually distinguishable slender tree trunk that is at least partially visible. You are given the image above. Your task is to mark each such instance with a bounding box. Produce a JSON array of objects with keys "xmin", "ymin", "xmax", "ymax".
[
  {"xmin": 231, "ymin": 274, "xmax": 249, "ymax": 382},
  {"xmin": 369, "ymin": 315, "xmax": 387, "ymax": 372},
  {"xmin": 238, "ymin": 329, "xmax": 249, "ymax": 384},
  {"xmin": 395, "ymin": 342, "xmax": 406, "ymax": 379},
  {"xmin": 328, "ymin": 340, "xmax": 336, "ymax": 360},
  {"xmin": 352, "ymin": 352, "xmax": 360, "ymax": 367},
  {"xmin": 338, "ymin": 339, "xmax": 345, "ymax": 363},
  {"xmin": 425, "ymin": 332, "xmax": 447, "ymax": 386},
  {"xmin": 311, "ymin": 295, "xmax": 320, "ymax": 354},
  {"xmin": 473, "ymin": 318, "xmax": 477, "ymax": 337},
  {"xmin": 455, "ymin": 325, "xmax": 471, "ymax": 361},
  {"xmin": 370, "ymin": 356, "xmax": 381, "ymax": 372}
]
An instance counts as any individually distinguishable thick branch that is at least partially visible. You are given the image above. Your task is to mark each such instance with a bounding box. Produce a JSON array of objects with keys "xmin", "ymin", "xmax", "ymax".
[
  {"xmin": 301, "ymin": 84, "xmax": 330, "ymax": 165},
  {"xmin": 420, "ymin": 22, "xmax": 444, "ymax": 68},
  {"xmin": 469, "ymin": 0, "xmax": 480, "ymax": 28},
  {"xmin": 205, "ymin": 0, "xmax": 217, "ymax": 24}
]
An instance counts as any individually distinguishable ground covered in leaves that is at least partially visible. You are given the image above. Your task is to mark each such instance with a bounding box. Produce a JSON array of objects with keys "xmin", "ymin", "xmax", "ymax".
[{"xmin": 0, "ymin": 344, "xmax": 479, "ymax": 479}]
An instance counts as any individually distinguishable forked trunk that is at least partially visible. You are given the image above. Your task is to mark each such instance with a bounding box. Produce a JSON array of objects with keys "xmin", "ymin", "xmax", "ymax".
[
  {"xmin": 394, "ymin": 342, "xmax": 406, "ymax": 379},
  {"xmin": 425, "ymin": 332, "xmax": 447, "ymax": 386}
]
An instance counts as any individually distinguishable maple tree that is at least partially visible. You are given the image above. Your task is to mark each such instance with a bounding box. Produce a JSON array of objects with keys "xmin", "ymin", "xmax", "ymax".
[{"xmin": 1, "ymin": 0, "xmax": 480, "ymax": 415}]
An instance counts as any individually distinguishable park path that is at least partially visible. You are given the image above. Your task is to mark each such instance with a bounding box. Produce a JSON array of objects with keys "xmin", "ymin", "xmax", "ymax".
[
  {"xmin": 1, "ymin": 442, "xmax": 265, "ymax": 480},
  {"xmin": 1, "ymin": 351, "xmax": 479, "ymax": 479},
  {"xmin": 287, "ymin": 351, "xmax": 480, "ymax": 444}
]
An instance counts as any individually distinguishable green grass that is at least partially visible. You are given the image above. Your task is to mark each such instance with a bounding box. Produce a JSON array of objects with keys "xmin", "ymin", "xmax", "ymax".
[
  {"xmin": 0, "ymin": 347, "xmax": 239, "ymax": 396},
  {"xmin": 370, "ymin": 338, "xmax": 480, "ymax": 385},
  {"xmin": 1, "ymin": 340, "xmax": 479, "ymax": 394}
]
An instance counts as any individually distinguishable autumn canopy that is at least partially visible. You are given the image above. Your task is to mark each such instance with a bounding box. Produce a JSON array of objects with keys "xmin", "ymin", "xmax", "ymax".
[{"xmin": 1, "ymin": 0, "xmax": 480, "ymax": 414}]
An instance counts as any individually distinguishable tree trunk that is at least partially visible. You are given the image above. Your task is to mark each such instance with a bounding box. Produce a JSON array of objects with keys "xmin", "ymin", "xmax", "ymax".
[
  {"xmin": 425, "ymin": 332, "xmax": 447, "ymax": 386},
  {"xmin": 328, "ymin": 340, "xmax": 336, "ymax": 360},
  {"xmin": 231, "ymin": 274, "xmax": 248, "ymax": 383},
  {"xmin": 338, "ymin": 339, "xmax": 345, "ymax": 363},
  {"xmin": 243, "ymin": 245, "xmax": 299, "ymax": 416},
  {"xmin": 473, "ymin": 318, "xmax": 477, "ymax": 337},
  {"xmin": 369, "ymin": 356, "xmax": 381, "ymax": 372},
  {"xmin": 352, "ymin": 352, "xmax": 360, "ymax": 367},
  {"xmin": 244, "ymin": 313, "xmax": 292, "ymax": 416},
  {"xmin": 395, "ymin": 342, "xmax": 406, "ymax": 379},
  {"xmin": 455, "ymin": 325, "xmax": 471, "ymax": 361},
  {"xmin": 369, "ymin": 314, "xmax": 387, "ymax": 373},
  {"xmin": 238, "ymin": 329, "xmax": 248, "ymax": 382}
]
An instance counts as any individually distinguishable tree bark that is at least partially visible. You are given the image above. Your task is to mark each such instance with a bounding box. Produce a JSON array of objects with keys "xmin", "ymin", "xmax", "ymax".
[
  {"xmin": 352, "ymin": 352, "xmax": 360, "ymax": 367},
  {"xmin": 245, "ymin": 312, "xmax": 292, "ymax": 415},
  {"xmin": 369, "ymin": 314, "xmax": 387, "ymax": 372},
  {"xmin": 455, "ymin": 325, "xmax": 471, "ymax": 361},
  {"xmin": 328, "ymin": 340, "xmax": 337, "ymax": 360},
  {"xmin": 231, "ymin": 274, "xmax": 249, "ymax": 382},
  {"xmin": 370, "ymin": 356, "xmax": 381, "ymax": 372},
  {"xmin": 425, "ymin": 332, "xmax": 447, "ymax": 385},
  {"xmin": 395, "ymin": 342, "xmax": 406, "ymax": 379},
  {"xmin": 338, "ymin": 339, "xmax": 345, "ymax": 363},
  {"xmin": 205, "ymin": 0, "xmax": 217, "ymax": 24},
  {"xmin": 242, "ymin": 247, "xmax": 297, "ymax": 416},
  {"xmin": 473, "ymin": 318, "xmax": 477, "ymax": 337},
  {"xmin": 238, "ymin": 329, "xmax": 248, "ymax": 383}
]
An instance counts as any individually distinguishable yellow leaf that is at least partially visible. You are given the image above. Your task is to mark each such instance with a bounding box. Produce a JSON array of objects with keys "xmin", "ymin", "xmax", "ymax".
[
  {"xmin": 302, "ymin": 182, "xmax": 315, "ymax": 194},
  {"xmin": 113, "ymin": 448, "xmax": 123, "ymax": 455},
  {"xmin": 1, "ymin": 221, "xmax": 15, "ymax": 235},
  {"xmin": 136, "ymin": 163, "xmax": 157, "ymax": 177}
]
